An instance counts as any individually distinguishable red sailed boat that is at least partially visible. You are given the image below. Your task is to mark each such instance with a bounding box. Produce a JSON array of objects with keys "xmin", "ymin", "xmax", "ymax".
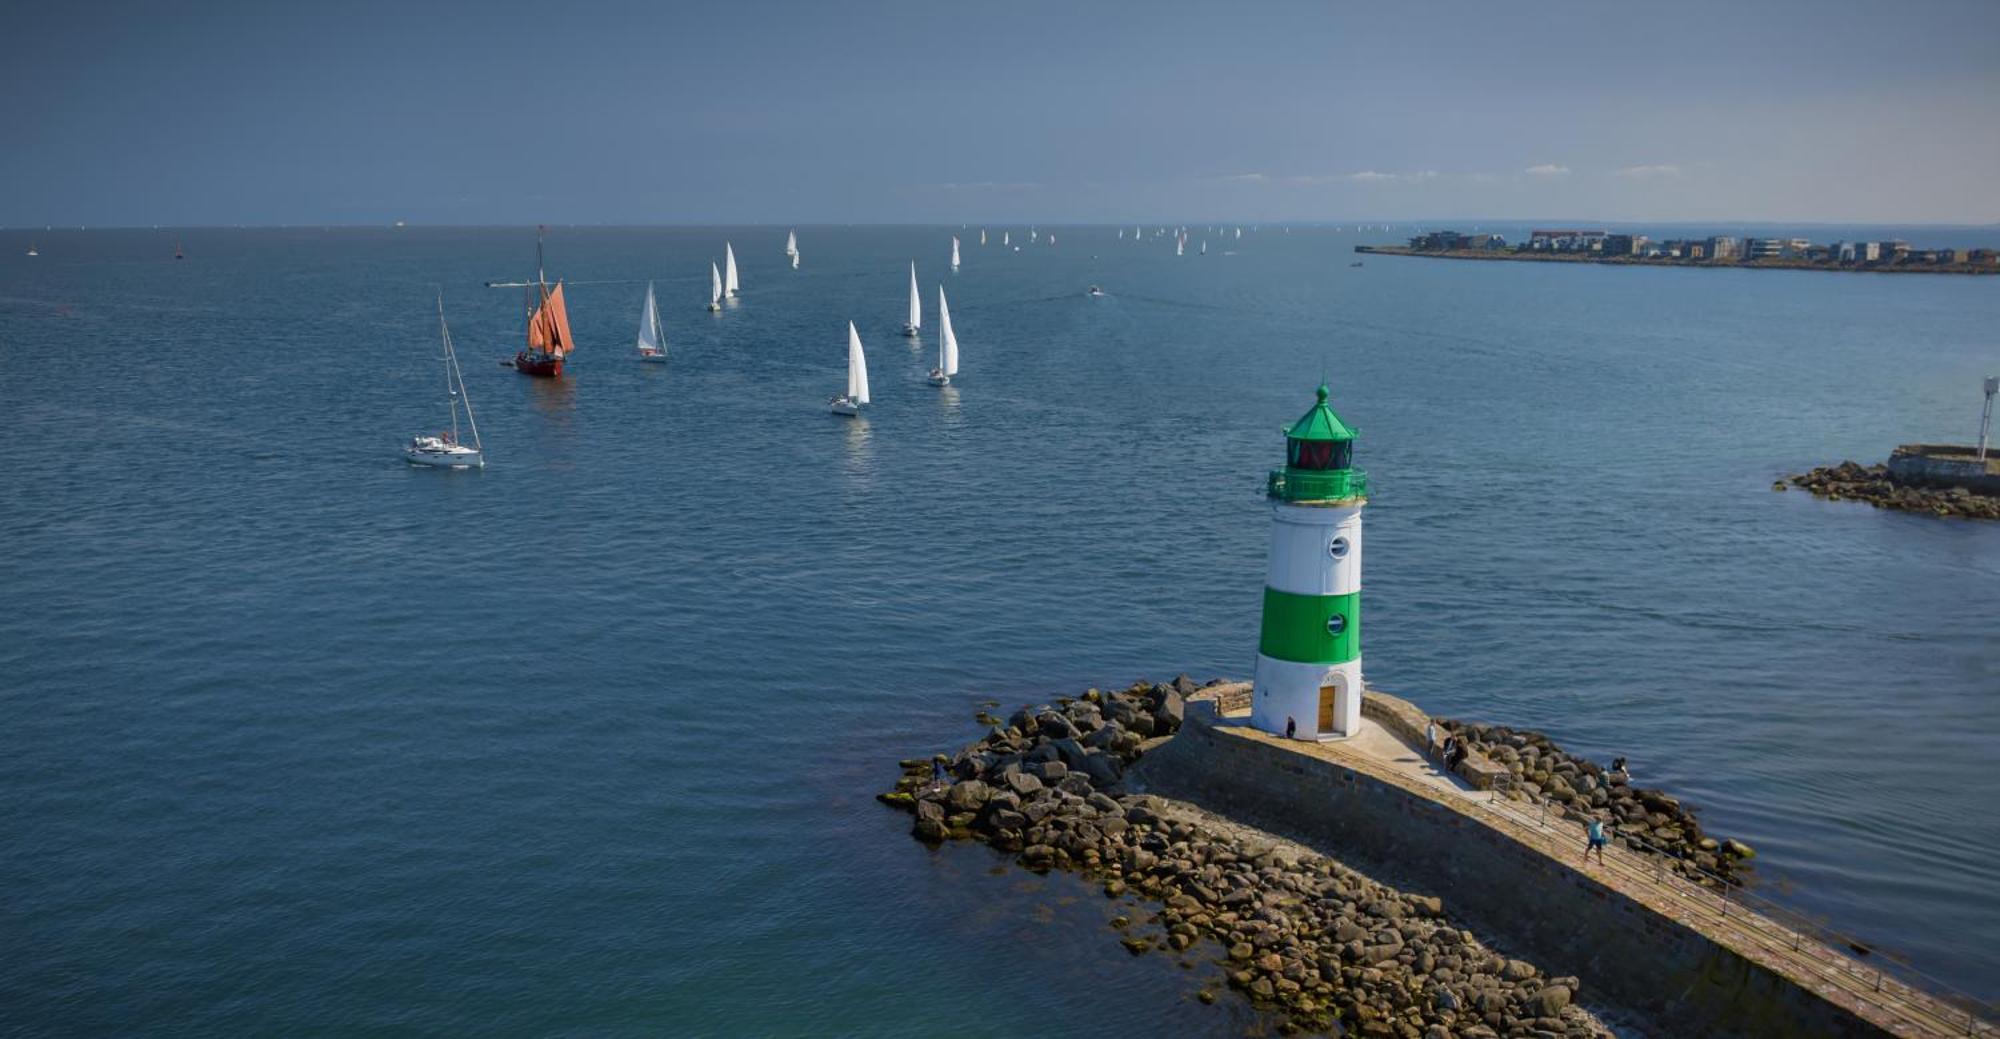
[{"xmin": 513, "ymin": 228, "xmax": 574, "ymax": 377}]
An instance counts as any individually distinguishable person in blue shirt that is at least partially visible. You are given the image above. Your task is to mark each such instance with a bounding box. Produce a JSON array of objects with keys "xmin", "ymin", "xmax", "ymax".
[{"xmin": 1584, "ymin": 817, "xmax": 1610, "ymax": 865}]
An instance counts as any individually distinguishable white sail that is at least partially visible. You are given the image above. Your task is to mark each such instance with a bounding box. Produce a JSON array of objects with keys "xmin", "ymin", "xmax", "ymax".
[
  {"xmin": 979, "ymin": 229, "xmax": 987, "ymax": 245},
  {"xmin": 1200, "ymin": 240, "xmax": 1207, "ymax": 255},
  {"xmin": 1030, "ymin": 228, "xmax": 1038, "ymax": 242},
  {"xmin": 636, "ymin": 282, "xmax": 664, "ymax": 355},
  {"xmin": 785, "ymin": 230, "xmax": 798, "ymax": 256},
  {"xmin": 1002, "ymin": 231, "xmax": 1009, "ymax": 246},
  {"xmin": 1118, "ymin": 228, "xmax": 1124, "ymax": 239},
  {"xmin": 724, "ymin": 242, "xmax": 739, "ymax": 296},
  {"xmin": 847, "ymin": 322, "xmax": 871, "ymax": 404},
  {"xmin": 906, "ymin": 262, "xmax": 921, "ymax": 329},
  {"xmin": 710, "ymin": 262, "xmax": 723, "ymax": 304},
  {"xmin": 1176, "ymin": 234, "xmax": 1184, "ymax": 256},
  {"xmin": 950, "ymin": 236, "xmax": 960, "ymax": 270},
  {"xmin": 938, "ymin": 286, "xmax": 959, "ymax": 377}
]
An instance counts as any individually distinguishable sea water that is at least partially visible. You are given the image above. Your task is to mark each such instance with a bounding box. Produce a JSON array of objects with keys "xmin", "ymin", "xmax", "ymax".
[{"xmin": 2, "ymin": 226, "xmax": 1996, "ymax": 1032}]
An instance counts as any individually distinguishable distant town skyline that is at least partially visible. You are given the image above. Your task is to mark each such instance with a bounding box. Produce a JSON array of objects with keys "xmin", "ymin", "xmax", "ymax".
[{"xmin": 5, "ymin": 1, "xmax": 1997, "ymax": 227}]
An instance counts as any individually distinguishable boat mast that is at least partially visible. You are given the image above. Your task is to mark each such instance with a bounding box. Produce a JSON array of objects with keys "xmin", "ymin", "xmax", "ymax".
[{"xmin": 440, "ymin": 294, "xmax": 482, "ymax": 452}]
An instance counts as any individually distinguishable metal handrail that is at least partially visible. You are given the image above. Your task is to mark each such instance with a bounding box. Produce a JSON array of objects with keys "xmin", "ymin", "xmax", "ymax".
[
  {"xmin": 1267, "ymin": 467, "xmax": 1368, "ymax": 502},
  {"xmin": 1466, "ymin": 781, "xmax": 1994, "ymax": 1036}
]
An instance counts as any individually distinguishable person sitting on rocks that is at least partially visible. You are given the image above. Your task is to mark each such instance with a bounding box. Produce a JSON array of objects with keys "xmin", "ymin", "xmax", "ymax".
[
  {"xmin": 1610, "ymin": 756, "xmax": 1631, "ymax": 783},
  {"xmin": 1584, "ymin": 818, "xmax": 1610, "ymax": 865}
]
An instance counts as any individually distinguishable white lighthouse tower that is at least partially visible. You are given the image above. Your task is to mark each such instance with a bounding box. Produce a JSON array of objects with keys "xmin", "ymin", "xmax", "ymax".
[{"xmin": 1252, "ymin": 384, "xmax": 1366, "ymax": 740}]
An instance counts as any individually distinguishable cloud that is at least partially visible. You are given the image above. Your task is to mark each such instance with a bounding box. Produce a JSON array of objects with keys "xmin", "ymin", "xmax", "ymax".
[
  {"xmin": 1347, "ymin": 171, "xmax": 1397, "ymax": 182},
  {"xmin": 1407, "ymin": 169, "xmax": 1440, "ymax": 181},
  {"xmin": 1213, "ymin": 172, "xmax": 1269, "ymax": 183},
  {"xmin": 1614, "ymin": 164, "xmax": 1682, "ymax": 179},
  {"xmin": 1524, "ymin": 164, "xmax": 1571, "ymax": 177}
]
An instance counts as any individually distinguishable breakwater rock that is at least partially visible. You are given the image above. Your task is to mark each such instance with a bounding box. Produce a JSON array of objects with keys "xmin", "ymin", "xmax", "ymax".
[
  {"xmin": 1439, "ymin": 721, "xmax": 1754, "ymax": 886},
  {"xmin": 881, "ymin": 679, "xmax": 1611, "ymax": 1037},
  {"xmin": 1784, "ymin": 461, "xmax": 2000, "ymax": 519}
]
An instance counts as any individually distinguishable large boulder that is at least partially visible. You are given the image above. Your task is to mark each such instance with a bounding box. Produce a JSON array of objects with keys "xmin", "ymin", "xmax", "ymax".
[{"xmin": 946, "ymin": 780, "xmax": 993, "ymax": 812}]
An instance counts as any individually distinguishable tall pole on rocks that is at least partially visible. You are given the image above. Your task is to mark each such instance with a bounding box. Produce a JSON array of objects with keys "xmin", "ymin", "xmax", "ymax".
[
  {"xmin": 1980, "ymin": 376, "xmax": 1997, "ymax": 461},
  {"xmin": 1253, "ymin": 383, "xmax": 1367, "ymax": 741}
]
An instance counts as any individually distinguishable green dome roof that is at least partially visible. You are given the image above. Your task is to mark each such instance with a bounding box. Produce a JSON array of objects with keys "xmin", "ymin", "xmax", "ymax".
[{"xmin": 1285, "ymin": 384, "xmax": 1356, "ymax": 442}]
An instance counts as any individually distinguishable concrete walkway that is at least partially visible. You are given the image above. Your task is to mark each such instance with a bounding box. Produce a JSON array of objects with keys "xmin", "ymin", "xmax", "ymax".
[{"xmin": 1210, "ymin": 703, "xmax": 1991, "ymax": 1038}]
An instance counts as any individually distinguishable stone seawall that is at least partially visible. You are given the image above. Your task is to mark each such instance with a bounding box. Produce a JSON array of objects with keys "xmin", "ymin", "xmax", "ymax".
[
  {"xmin": 1129, "ymin": 700, "xmax": 1896, "ymax": 1038},
  {"xmin": 1888, "ymin": 444, "xmax": 2000, "ymax": 495}
]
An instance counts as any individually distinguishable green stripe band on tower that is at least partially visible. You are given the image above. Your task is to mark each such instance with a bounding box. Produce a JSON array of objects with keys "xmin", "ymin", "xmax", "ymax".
[{"xmin": 1258, "ymin": 588, "xmax": 1361, "ymax": 664}]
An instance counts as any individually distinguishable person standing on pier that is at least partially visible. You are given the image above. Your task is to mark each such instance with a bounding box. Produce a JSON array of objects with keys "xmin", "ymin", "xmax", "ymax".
[
  {"xmin": 1584, "ymin": 818, "xmax": 1610, "ymax": 866},
  {"xmin": 1426, "ymin": 720, "xmax": 1438, "ymax": 757},
  {"xmin": 1285, "ymin": 716, "xmax": 1297, "ymax": 739}
]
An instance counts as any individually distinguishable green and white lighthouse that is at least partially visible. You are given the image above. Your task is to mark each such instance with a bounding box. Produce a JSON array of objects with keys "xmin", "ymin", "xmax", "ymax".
[{"xmin": 1253, "ymin": 384, "xmax": 1367, "ymax": 740}]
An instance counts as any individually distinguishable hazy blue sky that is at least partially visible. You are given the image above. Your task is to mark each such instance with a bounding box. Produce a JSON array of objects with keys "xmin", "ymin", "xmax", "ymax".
[{"xmin": 5, "ymin": 0, "xmax": 1997, "ymax": 226}]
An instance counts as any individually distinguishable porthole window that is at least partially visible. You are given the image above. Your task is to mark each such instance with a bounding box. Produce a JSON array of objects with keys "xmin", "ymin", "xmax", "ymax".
[
  {"xmin": 1328, "ymin": 536, "xmax": 1350, "ymax": 559},
  {"xmin": 1326, "ymin": 613, "xmax": 1347, "ymax": 636}
]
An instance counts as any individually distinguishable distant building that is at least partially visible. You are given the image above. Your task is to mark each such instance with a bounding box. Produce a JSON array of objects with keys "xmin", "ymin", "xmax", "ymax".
[
  {"xmin": 1528, "ymin": 229, "xmax": 1607, "ymax": 252},
  {"xmin": 1744, "ymin": 238, "xmax": 1785, "ymax": 259},
  {"xmin": 1706, "ymin": 236, "xmax": 1738, "ymax": 260},
  {"xmin": 1602, "ymin": 233, "xmax": 1645, "ymax": 256}
]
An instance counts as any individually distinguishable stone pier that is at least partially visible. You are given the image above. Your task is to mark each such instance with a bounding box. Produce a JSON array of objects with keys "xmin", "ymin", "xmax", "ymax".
[{"xmin": 1126, "ymin": 684, "xmax": 1991, "ymax": 1038}]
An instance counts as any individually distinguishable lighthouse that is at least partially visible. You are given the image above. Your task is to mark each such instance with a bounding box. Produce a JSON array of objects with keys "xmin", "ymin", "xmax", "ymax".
[{"xmin": 1252, "ymin": 384, "xmax": 1367, "ymax": 740}]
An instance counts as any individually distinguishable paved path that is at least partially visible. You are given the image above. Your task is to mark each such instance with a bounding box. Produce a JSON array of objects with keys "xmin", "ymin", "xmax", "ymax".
[{"xmin": 1209, "ymin": 704, "xmax": 1991, "ymax": 1038}]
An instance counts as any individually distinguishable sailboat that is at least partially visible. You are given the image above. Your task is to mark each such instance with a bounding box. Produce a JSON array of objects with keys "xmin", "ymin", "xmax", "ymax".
[
  {"xmin": 950, "ymin": 236, "xmax": 960, "ymax": 271},
  {"xmin": 1235, "ymin": 227, "xmax": 1243, "ymax": 239},
  {"xmin": 174, "ymin": 239, "xmax": 185, "ymax": 260},
  {"xmin": 25, "ymin": 243, "xmax": 37, "ymax": 257},
  {"xmin": 980, "ymin": 229, "xmax": 987, "ymax": 246},
  {"xmin": 1200, "ymin": 240, "xmax": 1207, "ymax": 256},
  {"xmin": 708, "ymin": 263, "xmax": 724, "ymax": 312},
  {"xmin": 1176, "ymin": 234, "xmax": 1185, "ymax": 257},
  {"xmin": 1047, "ymin": 233, "xmax": 1056, "ymax": 246},
  {"xmin": 1030, "ymin": 228, "xmax": 1038, "ymax": 243},
  {"xmin": 724, "ymin": 243, "xmax": 740, "ymax": 298},
  {"xmin": 902, "ymin": 262, "xmax": 921, "ymax": 337},
  {"xmin": 1002, "ymin": 231, "xmax": 1010, "ymax": 246},
  {"xmin": 512, "ymin": 227, "xmax": 574, "ymax": 377},
  {"xmin": 635, "ymin": 281, "xmax": 668, "ymax": 363},
  {"xmin": 786, "ymin": 230, "xmax": 800, "ymax": 269},
  {"xmin": 928, "ymin": 286, "xmax": 960, "ymax": 387},
  {"xmin": 407, "ymin": 294, "xmax": 485, "ymax": 469},
  {"xmin": 829, "ymin": 321, "xmax": 870, "ymax": 416}
]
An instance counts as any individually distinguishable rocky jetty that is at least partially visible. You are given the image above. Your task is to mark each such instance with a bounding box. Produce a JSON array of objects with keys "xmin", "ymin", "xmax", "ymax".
[
  {"xmin": 1783, "ymin": 461, "xmax": 2000, "ymax": 520},
  {"xmin": 881, "ymin": 678, "xmax": 1611, "ymax": 1037},
  {"xmin": 1440, "ymin": 721, "xmax": 1754, "ymax": 886}
]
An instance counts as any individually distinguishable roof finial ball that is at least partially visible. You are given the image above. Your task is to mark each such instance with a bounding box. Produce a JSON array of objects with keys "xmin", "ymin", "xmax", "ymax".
[{"xmin": 1253, "ymin": 382, "xmax": 1368, "ymax": 742}]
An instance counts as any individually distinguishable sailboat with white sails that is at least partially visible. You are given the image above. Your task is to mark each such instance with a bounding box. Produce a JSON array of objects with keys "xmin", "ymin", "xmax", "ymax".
[
  {"xmin": 786, "ymin": 230, "xmax": 800, "ymax": 269},
  {"xmin": 928, "ymin": 286, "xmax": 959, "ymax": 387},
  {"xmin": 635, "ymin": 282, "xmax": 667, "ymax": 363},
  {"xmin": 708, "ymin": 262, "xmax": 724, "ymax": 311},
  {"xmin": 407, "ymin": 294, "xmax": 485, "ymax": 469},
  {"xmin": 830, "ymin": 322, "xmax": 870, "ymax": 416},
  {"xmin": 724, "ymin": 242, "xmax": 740, "ymax": 298},
  {"xmin": 902, "ymin": 262, "xmax": 921, "ymax": 337},
  {"xmin": 950, "ymin": 236, "xmax": 960, "ymax": 272}
]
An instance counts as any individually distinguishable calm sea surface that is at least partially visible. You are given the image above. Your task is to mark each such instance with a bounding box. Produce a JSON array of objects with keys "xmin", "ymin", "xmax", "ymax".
[{"xmin": 2, "ymin": 226, "xmax": 1996, "ymax": 1033}]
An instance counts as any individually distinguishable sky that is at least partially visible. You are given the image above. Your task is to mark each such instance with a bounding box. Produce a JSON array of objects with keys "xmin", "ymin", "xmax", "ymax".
[{"xmin": 4, "ymin": 0, "xmax": 1998, "ymax": 227}]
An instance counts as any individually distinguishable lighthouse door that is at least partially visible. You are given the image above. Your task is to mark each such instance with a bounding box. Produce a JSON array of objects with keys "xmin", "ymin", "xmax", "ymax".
[{"xmin": 1316, "ymin": 683, "xmax": 1337, "ymax": 735}]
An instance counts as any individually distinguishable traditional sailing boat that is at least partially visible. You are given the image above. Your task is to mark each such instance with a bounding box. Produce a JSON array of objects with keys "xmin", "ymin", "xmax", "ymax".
[
  {"xmin": 786, "ymin": 230, "xmax": 800, "ymax": 269},
  {"xmin": 829, "ymin": 322, "xmax": 870, "ymax": 416},
  {"xmin": 928, "ymin": 286, "xmax": 959, "ymax": 387},
  {"xmin": 408, "ymin": 294, "xmax": 485, "ymax": 469},
  {"xmin": 635, "ymin": 282, "xmax": 667, "ymax": 363},
  {"xmin": 950, "ymin": 236, "xmax": 960, "ymax": 271},
  {"xmin": 708, "ymin": 262, "xmax": 724, "ymax": 311},
  {"xmin": 724, "ymin": 242, "xmax": 740, "ymax": 298},
  {"xmin": 902, "ymin": 262, "xmax": 922, "ymax": 337},
  {"xmin": 512, "ymin": 228, "xmax": 574, "ymax": 377}
]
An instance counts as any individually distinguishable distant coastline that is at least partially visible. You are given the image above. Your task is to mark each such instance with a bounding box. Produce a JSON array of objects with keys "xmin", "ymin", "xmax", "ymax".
[{"xmin": 1355, "ymin": 244, "xmax": 2000, "ymax": 275}]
